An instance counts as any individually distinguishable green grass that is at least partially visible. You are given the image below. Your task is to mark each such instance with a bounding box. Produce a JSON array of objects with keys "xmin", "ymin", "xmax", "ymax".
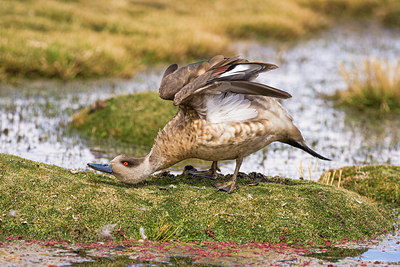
[
  {"xmin": 320, "ymin": 165, "xmax": 400, "ymax": 207},
  {"xmin": 71, "ymin": 91, "xmax": 177, "ymax": 147},
  {"xmin": 331, "ymin": 58, "xmax": 400, "ymax": 114},
  {"xmin": 0, "ymin": 153, "xmax": 393, "ymax": 244},
  {"xmin": 1, "ymin": 0, "xmax": 400, "ymax": 81}
]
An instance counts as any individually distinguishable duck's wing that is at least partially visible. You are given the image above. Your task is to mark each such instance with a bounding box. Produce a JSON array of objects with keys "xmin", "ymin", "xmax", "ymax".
[
  {"xmin": 158, "ymin": 55, "xmax": 224, "ymax": 100},
  {"xmin": 173, "ymin": 59, "xmax": 291, "ymax": 106},
  {"xmin": 158, "ymin": 55, "xmax": 251, "ymax": 101}
]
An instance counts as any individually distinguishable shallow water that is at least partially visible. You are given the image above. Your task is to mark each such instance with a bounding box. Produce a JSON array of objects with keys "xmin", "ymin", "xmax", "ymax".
[
  {"xmin": 232, "ymin": 22, "xmax": 400, "ymax": 177},
  {"xmin": 1, "ymin": 236, "xmax": 399, "ymax": 266},
  {"xmin": 1, "ymin": 23, "xmax": 399, "ymax": 179}
]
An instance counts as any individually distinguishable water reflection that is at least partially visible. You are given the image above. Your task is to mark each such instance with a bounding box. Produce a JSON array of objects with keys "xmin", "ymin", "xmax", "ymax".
[
  {"xmin": 74, "ymin": 255, "xmax": 218, "ymax": 266},
  {"xmin": 306, "ymin": 247, "xmax": 368, "ymax": 262}
]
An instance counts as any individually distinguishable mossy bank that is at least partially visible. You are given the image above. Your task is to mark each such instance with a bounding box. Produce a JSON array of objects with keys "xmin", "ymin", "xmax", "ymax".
[
  {"xmin": 71, "ymin": 91, "xmax": 176, "ymax": 147},
  {"xmin": 0, "ymin": 153, "xmax": 393, "ymax": 244}
]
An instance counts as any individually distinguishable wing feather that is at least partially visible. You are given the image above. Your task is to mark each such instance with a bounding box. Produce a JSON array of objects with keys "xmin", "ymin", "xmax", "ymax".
[
  {"xmin": 162, "ymin": 63, "xmax": 178, "ymax": 78},
  {"xmin": 158, "ymin": 56, "xmax": 290, "ymax": 114},
  {"xmin": 159, "ymin": 62, "xmax": 209, "ymax": 100},
  {"xmin": 206, "ymin": 93, "xmax": 258, "ymax": 123},
  {"xmin": 229, "ymin": 81, "xmax": 292, "ymax": 99}
]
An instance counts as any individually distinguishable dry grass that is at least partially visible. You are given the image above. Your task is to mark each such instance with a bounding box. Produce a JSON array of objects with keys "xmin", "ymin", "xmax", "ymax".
[
  {"xmin": 334, "ymin": 57, "xmax": 400, "ymax": 113},
  {"xmin": 298, "ymin": 160, "xmax": 320, "ymax": 181},
  {"xmin": 320, "ymin": 169, "xmax": 343, "ymax": 187},
  {"xmin": 1, "ymin": 0, "xmax": 399, "ymax": 80}
]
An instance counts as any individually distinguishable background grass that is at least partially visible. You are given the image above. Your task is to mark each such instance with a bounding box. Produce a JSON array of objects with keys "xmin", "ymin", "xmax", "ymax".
[
  {"xmin": 1, "ymin": 0, "xmax": 399, "ymax": 80},
  {"xmin": 0, "ymin": 153, "xmax": 393, "ymax": 243},
  {"xmin": 331, "ymin": 58, "xmax": 400, "ymax": 114}
]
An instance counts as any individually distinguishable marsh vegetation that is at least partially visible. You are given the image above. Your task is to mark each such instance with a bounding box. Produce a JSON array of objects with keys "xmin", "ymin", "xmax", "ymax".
[
  {"xmin": 1, "ymin": 0, "xmax": 400, "ymax": 80},
  {"xmin": 331, "ymin": 58, "xmax": 400, "ymax": 113}
]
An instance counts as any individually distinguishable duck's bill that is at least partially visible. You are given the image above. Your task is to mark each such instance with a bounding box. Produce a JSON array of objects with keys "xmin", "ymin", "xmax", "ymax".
[{"xmin": 87, "ymin": 163, "xmax": 113, "ymax": 174}]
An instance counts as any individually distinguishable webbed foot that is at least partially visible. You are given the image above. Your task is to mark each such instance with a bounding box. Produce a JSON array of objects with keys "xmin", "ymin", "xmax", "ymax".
[
  {"xmin": 214, "ymin": 180, "xmax": 238, "ymax": 193},
  {"xmin": 184, "ymin": 165, "xmax": 219, "ymax": 180},
  {"xmin": 188, "ymin": 170, "xmax": 218, "ymax": 180}
]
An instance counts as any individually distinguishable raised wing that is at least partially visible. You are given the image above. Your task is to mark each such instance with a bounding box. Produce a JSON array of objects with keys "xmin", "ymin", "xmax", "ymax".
[
  {"xmin": 158, "ymin": 55, "xmax": 248, "ymax": 101},
  {"xmin": 158, "ymin": 55, "xmax": 291, "ymax": 106},
  {"xmin": 158, "ymin": 55, "xmax": 225, "ymax": 100}
]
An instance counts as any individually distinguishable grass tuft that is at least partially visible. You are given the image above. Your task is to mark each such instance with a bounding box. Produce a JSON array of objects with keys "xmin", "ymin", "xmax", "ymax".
[
  {"xmin": 148, "ymin": 213, "xmax": 182, "ymax": 241},
  {"xmin": 332, "ymin": 57, "xmax": 400, "ymax": 113}
]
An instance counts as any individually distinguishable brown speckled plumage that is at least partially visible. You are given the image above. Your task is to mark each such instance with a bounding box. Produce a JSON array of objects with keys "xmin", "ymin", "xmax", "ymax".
[{"xmin": 88, "ymin": 55, "xmax": 330, "ymax": 193}]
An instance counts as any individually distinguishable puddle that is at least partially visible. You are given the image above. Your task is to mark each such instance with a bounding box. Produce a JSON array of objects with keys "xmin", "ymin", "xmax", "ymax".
[
  {"xmin": 347, "ymin": 228, "xmax": 400, "ymax": 264},
  {"xmin": 306, "ymin": 247, "xmax": 368, "ymax": 262},
  {"xmin": 355, "ymin": 249, "xmax": 400, "ymax": 263},
  {"xmin": 304, "ymin": 222, "xmax": 400, "ymax": 264},
  {"xmin": 1, "ymin": 221, "xmax": 400, "ymax": 266},
  {"xmin": 0, "ymin": 239, "xmax": 350, "ymax": 266}
]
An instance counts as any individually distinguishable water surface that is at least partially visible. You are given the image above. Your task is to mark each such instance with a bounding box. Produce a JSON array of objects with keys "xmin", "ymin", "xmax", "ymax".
[{"xmin": 1, "ymin": 23, "xmax": 399, "ymax": 179}]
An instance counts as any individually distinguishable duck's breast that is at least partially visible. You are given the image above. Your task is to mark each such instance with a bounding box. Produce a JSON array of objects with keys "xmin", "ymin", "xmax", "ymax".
[{"xmin": 191, "ymin": 119, "xmax": 279, "ymax": 161}]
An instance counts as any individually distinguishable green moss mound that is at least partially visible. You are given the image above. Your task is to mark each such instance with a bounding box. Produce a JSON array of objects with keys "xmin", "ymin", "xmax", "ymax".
[
  {"xmin": 320, "ymin": 165, "xmax": 400, "ymax": 207},
  {"xmin": 71, "ymin": 91, "xmax": 177, "ymax": 147},
  {"xmin": 0, "ymin": 153, "xmax": 393, "ymax": 244}
]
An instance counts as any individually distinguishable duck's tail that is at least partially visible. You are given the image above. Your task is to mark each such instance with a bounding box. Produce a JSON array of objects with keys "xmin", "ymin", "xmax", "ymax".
[{"xmin": 284, "ymin": 139, "xmax": 331, "ymax": 161}]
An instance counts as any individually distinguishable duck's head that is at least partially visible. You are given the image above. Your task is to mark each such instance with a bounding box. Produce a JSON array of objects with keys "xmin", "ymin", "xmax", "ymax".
[{"xmin": 87, "ymin": 155, "xmax": 154, "ymax": 184}]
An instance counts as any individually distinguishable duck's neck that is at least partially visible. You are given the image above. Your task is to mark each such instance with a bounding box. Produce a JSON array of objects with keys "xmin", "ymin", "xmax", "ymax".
[
  {"xmin": 147, "ymin": 108, "xmax": 194, "ymax": 169},
  {"xmin": 147, "ymin": 143, "xmax": 180, "ymax": 171}
]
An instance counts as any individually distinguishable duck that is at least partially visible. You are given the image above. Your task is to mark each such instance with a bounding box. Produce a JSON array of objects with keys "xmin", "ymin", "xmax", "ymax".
[{"xmin": 88, "ymin": 55, "xmax": 330, "ymax": 193}]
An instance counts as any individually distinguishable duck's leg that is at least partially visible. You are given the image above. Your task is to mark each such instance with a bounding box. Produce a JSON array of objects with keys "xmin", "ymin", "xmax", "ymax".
[
  {"xmin": 211, "ymin": 161, "xmax": 221, "ymax": 173},
  {"xmin": 186, "ymin": 161, "xmax": 220, "ymax": 180},
  {"xmin": 214, "ymin": 157, "xmax": 243, "ymax": 194}
]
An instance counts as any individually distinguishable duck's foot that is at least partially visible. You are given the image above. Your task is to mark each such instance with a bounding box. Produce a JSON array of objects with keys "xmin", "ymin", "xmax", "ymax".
[
  {"xmin": 214, "ymin": 180, "xmax": 238, "ymax": 193},
  {"xmin": 188, "ymin": 170, "xmax": 218, "ymax": 180},
  {"xmin": 248, "ymin": 177, "xmax": 261, "ymax": 186},
  {"xmin": 184, "ymin": 165, "xmax": 219, "ymax": 180}
]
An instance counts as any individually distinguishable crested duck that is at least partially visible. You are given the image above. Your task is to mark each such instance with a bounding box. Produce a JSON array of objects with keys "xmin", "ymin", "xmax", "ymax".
[{"xmin": 88, "ymin": 55, "xmax": 330, "ymax": 193}]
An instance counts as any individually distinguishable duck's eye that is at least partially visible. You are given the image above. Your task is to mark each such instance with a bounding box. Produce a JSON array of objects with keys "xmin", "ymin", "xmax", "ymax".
[{"xmin": 123, "ymin": 161, "xmax": 129, "ymax": 166}]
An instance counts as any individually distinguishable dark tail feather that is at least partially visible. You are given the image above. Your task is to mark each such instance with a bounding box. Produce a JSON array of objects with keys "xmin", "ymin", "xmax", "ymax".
[{"xmin": 285, "ymin": 139, "xmax": 331, "ymax": 161}]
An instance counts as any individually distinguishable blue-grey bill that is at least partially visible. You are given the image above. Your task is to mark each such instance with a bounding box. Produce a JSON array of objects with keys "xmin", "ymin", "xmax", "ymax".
[{"xmin": 87, "ymin": 163, "xmax": 113, "ymax": 174}]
